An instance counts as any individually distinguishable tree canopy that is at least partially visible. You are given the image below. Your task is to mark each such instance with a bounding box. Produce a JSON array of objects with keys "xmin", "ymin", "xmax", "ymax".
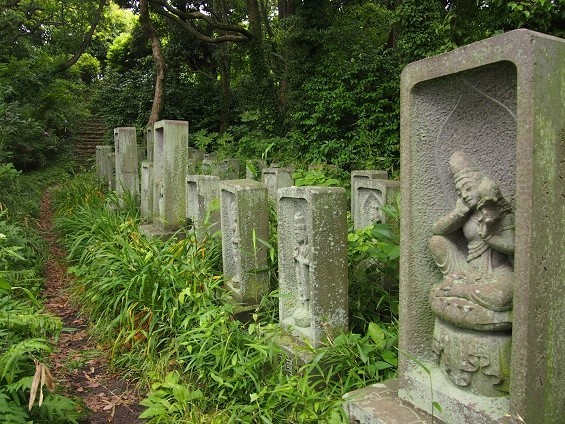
[{"xmin": 2, "ymin": 0, "xmax": 563, "ymax": 170}]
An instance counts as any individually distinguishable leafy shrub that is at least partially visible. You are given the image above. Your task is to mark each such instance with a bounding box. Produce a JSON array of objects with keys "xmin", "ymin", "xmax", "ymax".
[{"xmin": 54, "ymin": 174, "xmax": 400, "ymax": 423}]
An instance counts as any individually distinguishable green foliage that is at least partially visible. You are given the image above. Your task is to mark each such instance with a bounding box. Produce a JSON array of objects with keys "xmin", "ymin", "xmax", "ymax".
[
  {"xmin": 54, "ymin": 174, "xmax": 400, "ymax": 423},
  {"xmin": 348, "ymin": 203, "xmax": 400, "ymax": 333},
  {"xmin": 292, "ymin": 169, "xmax": 342, "ymax": 188},
  {"xmin": 0, "ymin": 201, "xmax": 82, "ymax": 424}
]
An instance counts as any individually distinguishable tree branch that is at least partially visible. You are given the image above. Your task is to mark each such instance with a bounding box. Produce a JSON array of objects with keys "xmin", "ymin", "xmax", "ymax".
[
  {"xmin": 150, "ymin": 0, "xmax": 254, "ymax": 41},
  {"xmin": 56, "ymin": 0, "xmax": 106, "ymax": 73}
]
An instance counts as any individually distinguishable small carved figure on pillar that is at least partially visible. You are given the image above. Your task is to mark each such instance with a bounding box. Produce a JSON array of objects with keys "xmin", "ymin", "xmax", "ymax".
[
  {"xmin": 428, "ymin": 151, "xmax": 515, "ymax": 396},
  {"xmin": 293, "ymin": 211, "xmax": 311, "ymax": 328},
  {"xmin": 229, "ymin": 197, "xmax": 242, "ymax": 291}
]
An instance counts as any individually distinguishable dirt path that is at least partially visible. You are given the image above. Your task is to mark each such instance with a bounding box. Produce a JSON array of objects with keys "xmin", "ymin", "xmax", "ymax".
[{"xmin": 39, "ymin": 190, "xmax": 144, "ymax": 424}]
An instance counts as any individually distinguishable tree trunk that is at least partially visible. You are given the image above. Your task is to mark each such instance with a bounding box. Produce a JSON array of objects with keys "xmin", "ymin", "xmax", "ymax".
[
  {"xmin": 215, "ymin": 0, "xmax": 231, "ymax": 133},
  {"xmin": 140, "ymin": 0, "xmax": 165, "ymax": 125},
  {"xmin": 57, "ymin": 0, "xmax": 106, "ymax": 73}
]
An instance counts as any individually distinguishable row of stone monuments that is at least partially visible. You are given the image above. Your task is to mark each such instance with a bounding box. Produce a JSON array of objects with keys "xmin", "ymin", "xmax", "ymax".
[
  {"xmin": 95, "ymin": 29, "xmax": 564, "ymax": 423},
  {"xmin": 95, "ymin": 125, "xmax": 400, "ymax": 351}
]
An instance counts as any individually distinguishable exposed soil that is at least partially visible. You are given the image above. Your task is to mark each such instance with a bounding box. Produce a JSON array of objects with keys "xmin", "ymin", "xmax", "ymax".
[{"xmin": 39, "ymin": 190, "xmax": 144, "ymax": 424}]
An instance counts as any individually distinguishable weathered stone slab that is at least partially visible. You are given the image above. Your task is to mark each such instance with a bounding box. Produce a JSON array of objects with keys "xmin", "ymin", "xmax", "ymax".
[
  {"xmin": 95, "ymin": 145, "xmax": 112, "ymax": 182},
  {"xmin": 220, "ymin": 180, "xmax": 269, "ymax": 305},
  {"xmin": 277, "ymin": 186, "xmax": 348, "ymax": 347},
  {"xmin": 343, "ymin": 379, "xmax": 433, "ymax": 424},
  {"xmin": 395, "ymin": 29, "xmax": 565, "ymax": 424},
  {"xmin": 350, "ymin": 170, "xmax": 388, "ymax": 213},
  {"xmin": 151, "ymin": 120, "xmax": 189, "ymax": 231},
  {"xmin": 114, "ymin": 127, "xmax": 139, "ymax": 204},
  {"xmin": 262, "ymin": 167, "xmax": 294, "ymax": 200},
  {"xmin": 245, "ymin": 160, "xmax": 267, "ymax": 180},
  {"xmin": 217, "ymin": 159, "xmax": 240, "ymax": 179},
  {"xmin": 145, "ymin": 124, "xmax": 154, "ymax": 161},
  {"xmin": 187, "ymin": 148, "xmax": 204, "ymax": 174},
  {"xmin": 353, "ymin": 179, "xmax": 400, "ymax": 230},
  {"xmin": 186, "ymin": 175, "xmax": 220, "ymax": 241},
  {"xmin": 201, "ymin": 152, "xmax": 217, "ymax": 175},
  {"xmin": 106, "ymin": 152, "xmax": 115, "ymax": 190},
  {"xmin": 140, "ymin": 161, "xmax": 153, "ymax": 221}
]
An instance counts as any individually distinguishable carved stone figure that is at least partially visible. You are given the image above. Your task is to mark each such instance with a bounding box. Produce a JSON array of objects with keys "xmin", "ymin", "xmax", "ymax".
[
  {"xmin": 229, "ymin": 197, "xmax": 242, "ymax": 291},
  {"xmin": 429, "ymin": 151, "xmax": 515, "ymax": 331},
  {"xmin": 293, "ymin": 211, "xmax": 311, "ymax": 328},
  {"xmin": 428, "ymin": 151, "xmax": 515, "ymax": 396},
  {"xmin": 364, "ymin": 191, "xmax": 383, "ymax": 224}
]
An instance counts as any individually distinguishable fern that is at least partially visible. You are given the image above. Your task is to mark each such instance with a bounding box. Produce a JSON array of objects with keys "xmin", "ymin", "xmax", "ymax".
[
  {"xmin": 0, "ymin": 392, "xmax": 29, "ymax": 424},
  {"xmin": 0, "ymin": 338, "xmax": 51, "ymax": 384}
]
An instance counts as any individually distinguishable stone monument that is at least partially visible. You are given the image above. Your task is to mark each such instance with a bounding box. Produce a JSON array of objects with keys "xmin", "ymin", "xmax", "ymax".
[
  {"xmin": 344, "ymin": 29, "xmax": 565, "ymax": 424},
  {"xmin": 95, "ymin": 145, "xmax": 112, "ymax": 182},
  {"xmin": 186, "ymin": 175, "xmax": 220, "ymax": 241},
  {"xmin": 350, "ymin": 170, "xmax": 388, "ymax": 215},
  {"xmin": 220, "ymin": 180, "xmax": 269, "ymax": 306},
  {"xmin": 141, "ymin": 120, "xmax": 189, "ymax": 237},
  {"xmin": 277, "ymin": 186, "xmax": 348, "ymax": 347},
  {"xmin": 245, "ymin": 159, "xmax": 267, "ymax": 180},
  {"xmin": 114, "ymin": 127, "xmax": 139, "ymax": 204},
  {"xmin": 140, "ymin": 161, "xmax": 153, "ymax": 221},
  {"xmin": 262, "ymin": 167, "xmax": 294, "ymax": 200},
  {"xmin": 352, "ymin": 179, "xmax": 400, "ymax": 230}
]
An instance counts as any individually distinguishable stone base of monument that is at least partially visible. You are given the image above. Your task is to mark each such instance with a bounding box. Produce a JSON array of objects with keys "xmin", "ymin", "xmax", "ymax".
[
  {"xmin": 139, "ymin": 223, "xmax": 184, "ymax": 241},
  {"xmin": 398, "ymin": 364, "xmax": 510, "ymax": 423},
  {"xmin": 343, "ymin": 379, "xmax": 433, "ymax": 424},
  {"xmin": 277, "ymin": 334, "xmax": 316, "ymax": 375}
]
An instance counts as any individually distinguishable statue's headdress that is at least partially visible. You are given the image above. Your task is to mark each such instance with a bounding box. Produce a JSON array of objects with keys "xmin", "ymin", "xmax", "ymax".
[{"xmin": 449, "ymin": 151, "xmax": 485, "ymax": 186}]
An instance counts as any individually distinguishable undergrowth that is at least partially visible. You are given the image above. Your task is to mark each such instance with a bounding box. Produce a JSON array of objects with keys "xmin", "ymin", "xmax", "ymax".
[
  {"xmin": 53, "ymin": 173, "xmax": 399, "ymax": 423},
  {"xmin": 0, "ymin": 162, "xmax": 84, "ymax": 423}
]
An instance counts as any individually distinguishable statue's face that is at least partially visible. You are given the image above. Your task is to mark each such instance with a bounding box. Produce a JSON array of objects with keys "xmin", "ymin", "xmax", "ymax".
[
  {"xmin": 294, "ymin": 225, "xmax": 306, "ymax": 244},
  {"xmin": 457, "ymin": 179, "xmax": 480, "ymax": 208}
]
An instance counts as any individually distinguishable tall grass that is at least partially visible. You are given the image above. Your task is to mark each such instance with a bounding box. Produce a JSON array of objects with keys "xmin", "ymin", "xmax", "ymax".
[{"xmin": 54, "ymin": 173, "xmax": 399, "ymax": 423}]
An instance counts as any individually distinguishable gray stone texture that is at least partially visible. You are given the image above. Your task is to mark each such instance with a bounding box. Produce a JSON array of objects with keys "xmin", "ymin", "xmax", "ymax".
[
  {"xmin": 398, "ymin": 30, "xmax": 565, "ymax": 424},
  {"xmin": 350, "ymin": 170, "xmax": 388, "ymax": 214},
  {"xmin": 145, "ymin": 124, "xmax": 154, "ymax": 162},
  {"xmin": 140, "ymin": 161, "xmax": 153, "ymax": 221},
  {"xmin": 152, "ymin": 120, "xmax": 189, "ymax": 230},
  {"xmin": 220, "ymin": 180, "xmax": 269, "ymax": 305},
  {"xmin": 106, "ymin": 152, "xmax": 115, "ymax": 190},
  {"xmin": 186, "ymin": 175, "xmax": 220, "ymax": 241},
  {"xmin": 353, "ymin": 179, "xmax": 400, "ymax": 230},
  {"xmin": 217, "ymin": 159, "xmax": 240, "ymax": 179},
  {"xmin": 262, "ymin": 167, "xmax": 294, "ymax": 200},
  {"xmin": 277, "ymin": 186, "xmax": 348, "ymax": 347},
  {"xmin": 245, "ymin": 159, "xmax": 267, "ymax": 180},
  {"xmin": 95, "ymin": 145, "xmax": 113, "ymax": 182},
  {"xmin": 114, "ymin": 127, "xmax": 139, "ymax": 203},
  {"xmin": 187, "ymin": 148, "xmax": 204, "ymax": 174}
]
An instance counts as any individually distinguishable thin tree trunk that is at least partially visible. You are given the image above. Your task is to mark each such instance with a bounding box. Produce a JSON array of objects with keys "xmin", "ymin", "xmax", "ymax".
[
  {"xmin": 216, "ymin": 0, "xmax": 231, "ymax": 133},
  {"xmin": 140, "ymin": 0, "xmax": 165, "ymax": 125},
  {"xmin": 57, "ymin": 0, "xmax": 106, "ymax": 73}
]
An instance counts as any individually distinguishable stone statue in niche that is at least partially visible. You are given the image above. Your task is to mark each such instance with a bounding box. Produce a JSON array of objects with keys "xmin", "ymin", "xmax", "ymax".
[
  {"xmin": 293, "ymin": 211, "xmax": 311, "ymax": 328},
  {"xmin": 229, "ymin": 197, "xmax": 242, "ymax": 292},
  {"xmin": 428, "ymin": 151, "xmax": 515, "ymax": 396},
  {"xmin": 364, "ymin": 191, "xmax": 384, "ymax": 224}
]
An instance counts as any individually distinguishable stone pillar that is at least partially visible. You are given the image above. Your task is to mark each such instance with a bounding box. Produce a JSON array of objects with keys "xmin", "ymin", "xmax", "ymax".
[
  {"xmin": 145, "ymin": 124, "xmax": 154, "ymax": 162},
  {"xmin": 95, "ymin": 145, "xmax": 112, "ymax": 182},
  {"xmin": 187, "ymin": 148, "xmax": 204, "ymax": 174},
  {"xmin": 150, "ymin": 120, "xmax": 189, "ymax": 232},
  {"xmin": 352, "ymin": 179, "xmax": 400, "ymax": 230},
  {"xmin": 140, "ymin": 161, "xmax": 153, "ymax": 221},
  {"xmin": 277, "ymin": 186, "xmax": 348, "ymax": 347},
  {"xmin": 344, "ymin": 29, "xmax": 565, "ymax": 424},
  {"xmin": 245, "ymin": 160, "xmax": 267, "ymax": 180},
  {"xmin": 114, "ymin": 127, "xmax": 139, "ymax": 204},
  {"xmin": 262, "ymin": 167, "xmax": 294, "ymax": 200},
  {"xmin": 350, "ymin": 170, "xmax": 388, "ymax": 214},
  {"xmin": 107, "ymin": 152, "xmax": 115, "ymax": 191},
  {"xmin": 186, "ymin": 175, "xmax": 220, "ymax": 241},
  {"xmin": 217, "ymin": 159, "xmax": 240, "ymax": 179},
  {"xmin": 201, "ymin": 152, "xmax": 217, "ymax": 175},
  {"xmin": 220, "ymin": 180, "xmax": 269, "ymax": 305}
]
